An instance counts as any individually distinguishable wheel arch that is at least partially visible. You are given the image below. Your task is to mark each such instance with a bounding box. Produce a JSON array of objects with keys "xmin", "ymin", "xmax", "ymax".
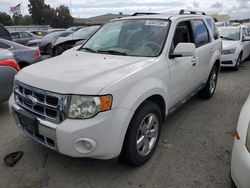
[{"xmin": 18, "ymin": 61, "xmax": 30, "ymax": 69}]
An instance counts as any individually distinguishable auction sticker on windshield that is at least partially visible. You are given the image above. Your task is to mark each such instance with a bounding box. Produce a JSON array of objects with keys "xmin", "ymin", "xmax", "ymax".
[{"xmin": 145, "ymin": 20, "xmax": 168, "ymax": 27}]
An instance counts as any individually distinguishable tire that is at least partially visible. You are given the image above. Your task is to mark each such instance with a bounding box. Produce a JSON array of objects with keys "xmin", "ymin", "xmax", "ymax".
[
  {"xmin": 233, "ymin": 54, "xmax": 241, "ymax": 71},
  {"xmin": 122, "ymin": 101, "xmax": 162, "ymax": 166},
  {"xmin": 198, "ymin": 65, "xmax": 218, "ymax": 99}
]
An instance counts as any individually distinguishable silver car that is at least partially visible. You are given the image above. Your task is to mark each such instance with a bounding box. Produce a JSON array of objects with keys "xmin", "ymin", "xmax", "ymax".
[
  {"xmin": 0, "ymin": 38, "xmax": 42, "ymax": 68},
  {"xmin": 0, "ymin": 49, "xmax": 19, "ymax": 103}
]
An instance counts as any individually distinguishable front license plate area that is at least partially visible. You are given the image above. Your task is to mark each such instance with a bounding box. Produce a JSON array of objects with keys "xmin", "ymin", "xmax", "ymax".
[{"xmin": 14, "ymin": 109, "xmax": 39, "ymax": 134}]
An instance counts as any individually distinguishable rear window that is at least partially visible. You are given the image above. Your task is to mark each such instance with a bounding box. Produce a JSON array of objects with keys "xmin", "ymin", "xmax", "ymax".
[{"xmin": 192, "ymin": 20, "xmax": 210, "ymax": 47}]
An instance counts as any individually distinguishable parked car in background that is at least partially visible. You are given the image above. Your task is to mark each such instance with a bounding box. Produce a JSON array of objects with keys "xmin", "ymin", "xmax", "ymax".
[
  {"xmin": 215, "ymin": 21, "xmax": 229, "ymax": 27},
  {"xmin": 0, "ymin": 49, "xmax": 19, "ymax": 103},
  {"xmin": 231, "ymin": 93, "xmax": 250, "ymax": 188},
  {"xmin": 218, "ymin": 26, "xmax": 250, "ymax": 70},
  {"xmin": 11, "ymin": 31, "xmax": 41, "ymax": 46},
  {"xmin": 0, "ymin": 23, "xmax": 11, "ymax": 41},
  {"xmin": 27, "ymin": 31, "xmax": 72, "ymax": 54},
  {"xmin": 0, "ymin": 38, "xmax": 42, "ymax": 68},
  {"xmin": 29, "ymin": 30, "xmax": 48, "ymax": 37},
  {"xmin": 46, "ymin": 29, "xmax": 65, "ymax": 34},
  {"xmin": 66, "ymin": 26, "xmax": 83, "ymax": 32},
  {"xmin": 9, "ymin": 11, "xmax": 221, "ymax": 166},
  {"xmin": 52, "ymin": 25, "xmax": 100, "ymax": 56}
]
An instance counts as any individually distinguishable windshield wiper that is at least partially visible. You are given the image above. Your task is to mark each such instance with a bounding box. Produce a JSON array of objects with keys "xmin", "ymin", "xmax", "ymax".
[
  {"xmin": 79, "ymin": 47, "xmax": 96, "ymax": 53},
  {"xmin": 220, "ymin": 36, "xmax": 235, "ymax": 41},
  {"xmin": 97, "ymin": 49, "xmax": 127, "ymax": 56}
]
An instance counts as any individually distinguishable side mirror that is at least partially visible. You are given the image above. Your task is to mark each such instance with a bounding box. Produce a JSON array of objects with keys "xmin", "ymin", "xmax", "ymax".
[
  {"xmin": 170, "ymin": 43, "xmax": 196, "ymax": 58},
  {"xmin": 243, "ymin": 36, "xmax": 250, "ymax": 41}
]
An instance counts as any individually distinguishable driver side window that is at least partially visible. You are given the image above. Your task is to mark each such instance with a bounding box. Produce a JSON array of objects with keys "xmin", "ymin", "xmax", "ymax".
[{"xmin": 170, "ymin": 21, "xmax": 194, "ymax": 54}]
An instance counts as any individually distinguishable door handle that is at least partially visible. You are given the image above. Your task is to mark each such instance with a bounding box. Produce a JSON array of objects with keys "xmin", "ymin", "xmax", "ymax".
[
  {"xmin": 210, "ymin": 48, "xmax": 215, "ymax": 53},
  {"xmin": 191, "ymin": 57, "xmax": 198, "ymax": 62},
  {"xmin": 191, "ymin": 57, "xmax": 197, "ymax": 66}
]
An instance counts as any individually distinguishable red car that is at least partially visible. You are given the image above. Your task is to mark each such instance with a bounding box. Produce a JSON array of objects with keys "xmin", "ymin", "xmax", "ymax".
[{"xmin": 0, "ymin": 49, "xmax": 20, "ymax": 103}]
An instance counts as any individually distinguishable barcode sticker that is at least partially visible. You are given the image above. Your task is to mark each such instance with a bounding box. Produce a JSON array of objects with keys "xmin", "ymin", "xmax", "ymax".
[{"xmin": 145, "ymin": 20, "xmax": 168, "ymax": 27}]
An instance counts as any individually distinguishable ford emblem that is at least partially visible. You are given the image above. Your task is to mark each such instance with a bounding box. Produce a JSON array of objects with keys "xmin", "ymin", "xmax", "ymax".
[{"xmin": 24, "ymin": 95, "xmax": 38, "ymax": 107}]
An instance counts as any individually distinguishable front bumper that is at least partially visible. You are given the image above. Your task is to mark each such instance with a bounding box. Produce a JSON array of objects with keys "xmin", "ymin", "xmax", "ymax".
[
  {"xmin": 221, "ymin": 53, "xmax": 238, "ymax": 67},
  {"xmin": 231, "ymin": 138, "xmax": 250, "ymax": 188},
  {"xmin": 9, "ymin": 94, "xmax": 134, "ymax": 159}
]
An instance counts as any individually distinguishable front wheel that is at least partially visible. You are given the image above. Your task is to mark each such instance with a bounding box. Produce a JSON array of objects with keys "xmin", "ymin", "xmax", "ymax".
[
  {"xmin": 198, "ymin": 65, "xmax": 218, "ymax": 99},
  {"xmin": 122, "ymin": 101, "xmax": 162, "ymax": 166},
  {"xmin": 233, "ymin": 54, "xmax": 241, "ymax": 71}
]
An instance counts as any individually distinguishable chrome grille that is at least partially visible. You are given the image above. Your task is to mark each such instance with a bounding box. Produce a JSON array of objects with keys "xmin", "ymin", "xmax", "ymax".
[{"xmin": 14, "ymin": 81, "xmax": 66, "ymax": 124}]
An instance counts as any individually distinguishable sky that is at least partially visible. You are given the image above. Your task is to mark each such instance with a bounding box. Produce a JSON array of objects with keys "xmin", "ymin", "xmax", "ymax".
[{"xmin": 0, "ymin": 0, "xmax": 249, "ymax": 19}]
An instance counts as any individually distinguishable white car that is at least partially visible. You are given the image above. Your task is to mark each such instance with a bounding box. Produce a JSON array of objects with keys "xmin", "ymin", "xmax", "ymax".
[
  {"xmin": 231, "ymin": 93, "xmax": 250, "ymax": 188},
  {"xmin": 218, "ymin": 26, "xmax": 250, "ymax": 70},
  {"xmin": 9, "ymin": 10, "xmax": 221, "ymax": 166}
]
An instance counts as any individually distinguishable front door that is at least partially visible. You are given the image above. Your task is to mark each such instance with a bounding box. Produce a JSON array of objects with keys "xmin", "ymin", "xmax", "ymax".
[{"xmin": 169, "ymin": 20, "xmax": 198, "ymax": 106}]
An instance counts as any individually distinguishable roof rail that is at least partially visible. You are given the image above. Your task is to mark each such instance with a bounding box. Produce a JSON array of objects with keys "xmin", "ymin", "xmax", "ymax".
[
  {"xmin": 179, "ymin": 9, "xmax": 206, "ymax": 15},
  {"xmin": 132, "ymin": 12, "xmax": 159, "ymax": 16}
]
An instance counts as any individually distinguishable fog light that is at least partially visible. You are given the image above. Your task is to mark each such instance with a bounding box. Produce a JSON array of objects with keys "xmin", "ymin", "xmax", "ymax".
[{"xmin": 74, "ymin": 138, "xmax": 97, "ymax": 154}]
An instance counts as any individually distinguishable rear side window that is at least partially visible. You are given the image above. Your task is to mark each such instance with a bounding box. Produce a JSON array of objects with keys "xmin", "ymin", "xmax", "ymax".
[
  {"xmin": 19, "ymin": 32, "xmax": 32, "ymax": 38},
  {"xmin": 206, "ymin": 18, "xmax": 219, "ymax": 39},
  {"xmin": 11, "ymin": 33, "xmax": 19, "ymax": 39},
  {"xmin": 192, "ymin": 20, "xmax": 210, "ymax": 47}
]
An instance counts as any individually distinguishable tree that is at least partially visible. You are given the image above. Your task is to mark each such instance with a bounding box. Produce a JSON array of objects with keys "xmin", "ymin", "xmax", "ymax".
[
  {"xmin": 12, "ymin": 13, "xmax": 23, "ymax": 25},
  {"xmin": 28, "ymin": 0, "xmax": 73, "ymax": 27},
  {"xmin": 52, "ymin": 5, "xmax": 73, "ymax": 28},
  {"xmin": 19, "ymin": 15, "xmax": 33, "ymax": 25},
  {"xmin": 28, "ymin": 0, "xmax": 45, "ymax": 25},
  {"xmin": 0, "ymin": 12, "xmax": 13, "ymax": 25}
]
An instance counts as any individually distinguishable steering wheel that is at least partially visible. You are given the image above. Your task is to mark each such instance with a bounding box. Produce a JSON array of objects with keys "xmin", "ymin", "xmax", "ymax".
[{"xmin": 143, "ymin": 42, "xmax": 161, "ymax": 55}]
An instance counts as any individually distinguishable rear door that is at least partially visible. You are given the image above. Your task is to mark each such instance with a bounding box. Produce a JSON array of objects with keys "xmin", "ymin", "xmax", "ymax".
[
  {"xmin": 18, "ymin": 32, "xmax": 33, "ymax": 45},
  {"xmin": 191, "ymin": 19, "xmax": 214, "ymax": 84}
]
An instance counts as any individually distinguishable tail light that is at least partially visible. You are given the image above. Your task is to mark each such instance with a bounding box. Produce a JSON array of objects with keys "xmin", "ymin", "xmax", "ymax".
[
  {"xmin": 33, "ymin": 50, "xmax": 41, "ymax": 58},
  {"xmin": 0, "ymin": 59, "xmax": 20, "ymax": 72}
]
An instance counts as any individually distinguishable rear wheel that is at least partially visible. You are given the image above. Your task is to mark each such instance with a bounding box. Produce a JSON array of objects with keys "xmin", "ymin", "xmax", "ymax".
[
  {"xmin": 198, "ymin": 65, "xmax": 218, "ymax": 99},
  {"xmin": 122, "ymin": 101, "xmax": 162, "ymax": 166}
]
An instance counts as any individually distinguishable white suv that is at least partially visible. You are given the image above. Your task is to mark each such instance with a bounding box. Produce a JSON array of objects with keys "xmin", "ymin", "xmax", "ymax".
[{"xmin": 9, "ymin": 10, "xmax": 221, "ymax": 166}]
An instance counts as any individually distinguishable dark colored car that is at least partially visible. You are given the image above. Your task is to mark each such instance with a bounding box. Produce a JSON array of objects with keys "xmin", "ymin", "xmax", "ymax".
[
  {"xmin": 27, "ymin": 31, "xmax": 72, "ymax": 54},
  {"xmin": 0, "ymin": 49, "xmax": 19, "ymax": 103},
  {"xmin": 52, "ymin": 25, "xmax": 100, "ymax": 56},
  {"xmin": 0, "ymin": 23, "xmax": 11, "ymax": 40},
  {"xmin": 10, "ymin": 31, "xmax": 41, "ymax": 45},
  {"xmin": 0, "ymin": 38, "xmax": 42, "ymax": 68}
]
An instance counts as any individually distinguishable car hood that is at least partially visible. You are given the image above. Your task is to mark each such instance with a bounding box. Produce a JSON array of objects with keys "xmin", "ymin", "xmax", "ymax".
[
  {"xmin": 16, "ymin": 51, "xmax": 156, "ymax": 95},
  {"xmin": 53, "ymin": 36, "xmax": 82, "ymax": 46},
  {"xmin": 222, "ymin": 40, "xmax": 239, "ymax": 50}
]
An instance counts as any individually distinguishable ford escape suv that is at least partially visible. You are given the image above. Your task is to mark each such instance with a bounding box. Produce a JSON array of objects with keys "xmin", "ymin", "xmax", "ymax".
[{"xmin": 9, "ymin": 10, "xmax": 221, "ymax": 166}]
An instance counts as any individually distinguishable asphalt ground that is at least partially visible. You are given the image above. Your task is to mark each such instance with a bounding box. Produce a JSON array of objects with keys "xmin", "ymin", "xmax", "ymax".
[{"xmin": 0, "ymin": 60, "xmax": 250, "ymax": 188}]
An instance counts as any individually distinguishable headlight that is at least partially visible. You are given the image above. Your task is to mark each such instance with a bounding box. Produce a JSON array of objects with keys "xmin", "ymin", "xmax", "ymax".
[
  {"xmin": 67, "ymin": 95, "xmax": 112, "ymax": 119},
  {"xmin": 245, "ymin": 121, "xmax": 250, "ymax": 152},
  {"xmin": 222, "ymin": 48, "xmax": 236, "ymax": 55}
]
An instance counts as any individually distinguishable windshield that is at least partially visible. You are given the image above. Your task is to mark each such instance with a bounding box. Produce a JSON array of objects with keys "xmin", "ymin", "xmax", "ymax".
[
  {"xmin": 81, "ymin": 19, "xmax": 170, "ymax": 57},
  {"xmin": 68, "ymin": 26, "xmax": 100, "ymax": 39},
  {"xmin": 218, "ymin": 28, "xmax": 240, "ymax": 41}
]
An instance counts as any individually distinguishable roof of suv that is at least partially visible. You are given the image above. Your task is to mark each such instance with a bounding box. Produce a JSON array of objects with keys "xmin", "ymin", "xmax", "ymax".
[{"xmin": 115, "ymin": 13, "xmax": 213, "ymax": 21}]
